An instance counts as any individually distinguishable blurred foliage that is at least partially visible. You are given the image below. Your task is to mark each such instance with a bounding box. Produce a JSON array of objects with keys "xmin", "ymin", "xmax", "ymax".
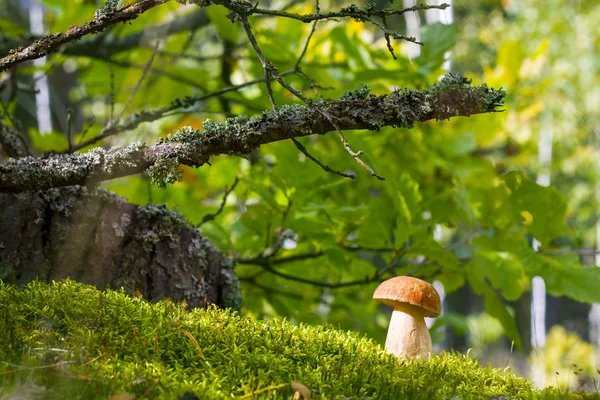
[
  {"xmin": 2, "ymin": 0, "xmax": 599, "ymax": 355},
  {"xmin": 539, "ymin": 326, "xmax": 598, "ymax": 391}
]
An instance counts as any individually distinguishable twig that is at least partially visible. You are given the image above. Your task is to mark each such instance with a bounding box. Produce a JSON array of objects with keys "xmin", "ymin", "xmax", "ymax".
[
  {"xmin": 336, "ymin": 128, "xmax": 385, "ymax": 180},
  {"xmin": 241, "ymin": 2, "xmax": 449, "ymax": 24},
  {"xmin": 267, "ymin": 199, "xmax": 294, "ymax": 258},
  {"xmin": 382, "ymin": 15, "xmax": 396, "ymax": 60},
  {"xmin": 245, "ymin": 254, "xmax": 402, "ymax": 289},
  {"xmin": 238, "ymin": 0, "xmax": 383, "ymax": 179},
  {"xmin": 108, "ymin": 61, "xmax": 115, "ymax": 123},
  {"xmin": 68, "ymin": 69, "xmax": 296, "ymax": 152},
  {"xmin": 291, "ymin": 138, "xmax": 355, "ymax": 179},
  {"xmin": 197, "ymin": 177, "xmax": 240, "ymax": 226},
  {"xmin": 237, "ymin": 251, "xmax": 325, "ymax": 266},
  {"xmin": 0, "ymin": 0, "xmax": 169, "ymax": 72},
  {"xmin": 115, "ymin": 41, "xmax": 159, "ymax": 123},
  {"xmin": 106, "ymin": 58, "xmax": 204, "ymax": 89},
  {"xmin": 239, "ymin": 15, "xmax": 278, "ymax": 110},
  {"xmin": 294, "ymin": 20, "xmax": 318, "ymax": 70},
  {"xmin": 66, "ymin": 109, "xmax": 73, "ymax": 152}
]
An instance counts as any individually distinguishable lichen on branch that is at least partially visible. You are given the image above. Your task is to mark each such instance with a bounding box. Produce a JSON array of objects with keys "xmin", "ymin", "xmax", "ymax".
[{"xmin": 0, "ymin": 76, "xmax": 505, "ymax": 193}]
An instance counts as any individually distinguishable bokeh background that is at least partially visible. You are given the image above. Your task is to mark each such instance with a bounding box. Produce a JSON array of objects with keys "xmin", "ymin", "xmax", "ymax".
[{"xmin": 1, "ymin": 0, "xmax": 599, "ymax": 389}]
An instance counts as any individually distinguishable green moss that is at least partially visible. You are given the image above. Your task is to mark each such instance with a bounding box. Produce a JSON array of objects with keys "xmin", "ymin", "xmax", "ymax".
[{"xmin": 0, "ymin": 280, "xmax": 595, "ymax": 399}]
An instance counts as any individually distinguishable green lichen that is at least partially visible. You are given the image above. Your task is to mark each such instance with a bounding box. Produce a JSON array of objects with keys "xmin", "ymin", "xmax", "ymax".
[
  {"xmin": 175, "ymin": 0, "xmax": 211, "ymax": 6},
  {"xmin": 339, "ymin": 83, "xmax": 374, "ymax": 101},
  {"xmin": 430, "ymin": 73, "xmax": 506, "ymax": 113},
  {"xmin": 0, "ymin": 280, "xmax": 589, "ymax": 400},
  {"xmin": 147, "ymin": 157, "xmax": 182, "ymax": 189}
]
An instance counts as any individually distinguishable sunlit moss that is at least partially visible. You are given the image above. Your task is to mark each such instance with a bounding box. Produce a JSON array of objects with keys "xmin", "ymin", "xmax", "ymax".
[{"xmin": 0, "ymin": 280, "xmax": 595, "ymax": 399}]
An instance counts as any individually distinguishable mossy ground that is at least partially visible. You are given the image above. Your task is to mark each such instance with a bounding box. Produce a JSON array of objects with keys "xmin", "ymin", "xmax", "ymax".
[{"xmin": 0, "ymin": 280, "xmax": 597, "ymax": 399}]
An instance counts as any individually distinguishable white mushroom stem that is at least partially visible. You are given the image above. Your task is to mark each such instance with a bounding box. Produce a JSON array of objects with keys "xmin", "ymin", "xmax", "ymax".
[{"xmin": 384, "ymin": 303, "xmax": 432, "ymax": 359}]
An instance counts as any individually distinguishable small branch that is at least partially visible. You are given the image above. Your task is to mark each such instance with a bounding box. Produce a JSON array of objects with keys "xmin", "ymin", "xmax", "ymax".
[
  {"xmin": 240, "ymin": 2, "xmax": 450, "ymax": 24},
  {"xmin": 291, "ymin": 138, "xmax": 355, "ymax": 179},
  {"xmin": 237, "ymin": 251, "xmax": 326, "ymax": 266},
  {"xmin": 0, "ymin": 0, "xmax": 169, "ymax": 72},
  {"xmin": 243, "ymin": 253, "xmax": 402, "ymax": 289},
  {"xmin": 239, "ymin": 15, "xmax": 278, "ymax": 110},
  {"xmin": 0, "ymin": 8, "xmax": 209, "ymax": 61},
  {"xmin": 294, "ymin": 20, "xmax": 318, "ymax": 70},
  {"xmin": 115, "ymin": 41, "xmax": 160, "ymax": 123},
  {"xmin": 106, "ymin": 58, "xmax": 205, "ymax": 89},
  {"xmin": 382, "ymin": 15, "xmax": 396, "ymax": 60},
  {"xmin": 108, "ymin": 62, "xmax": 115, "ymax": 123},
  {"xmin": 66, "ymin": 109, "xmax": 74, "ymax": 152},
  {"xmin": 337, "ymin": 128, "xmax": 385, "ymax": 180},
  {"xmin": 197, "ymin": 177, "xmax": 239, "ymax": 227},
  {"xmin": 268, "ymin": 199, "xmax": 293, "ymax": 258},
  {"xmin": 68, "ymin": 69, "xmax": 296, "ymax": 152}
]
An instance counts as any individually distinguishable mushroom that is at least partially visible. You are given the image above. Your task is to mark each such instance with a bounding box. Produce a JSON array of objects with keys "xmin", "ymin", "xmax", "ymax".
[{"xmin": 373, "ymin": 276, "xmax": 441, "ymax": 359}]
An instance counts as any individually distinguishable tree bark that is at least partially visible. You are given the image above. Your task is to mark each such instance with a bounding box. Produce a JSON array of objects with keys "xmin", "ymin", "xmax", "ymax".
[{"xmin": 0, "ymin": 186, "xmax": 241, "ymax": 310}]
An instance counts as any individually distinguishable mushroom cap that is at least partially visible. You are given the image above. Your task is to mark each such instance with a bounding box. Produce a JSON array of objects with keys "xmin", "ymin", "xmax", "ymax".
[{"xmin": 373, "ymin": 276, "xmax": 441, "ymax": 318}]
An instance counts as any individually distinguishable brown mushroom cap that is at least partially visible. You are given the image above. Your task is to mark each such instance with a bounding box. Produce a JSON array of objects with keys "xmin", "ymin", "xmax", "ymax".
[{"xmin": 373, "ymin": 276, "xmax": 441, "ymax": 318}]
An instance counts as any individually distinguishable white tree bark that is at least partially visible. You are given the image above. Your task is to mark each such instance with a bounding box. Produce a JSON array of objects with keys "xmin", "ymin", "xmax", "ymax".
[
  {"xmin": 531, "ymin": 113, "xmax": 554, "ymax": 388},
  {"xmin": 590, "ymin": 124, "xmax": 600, "ymax": 367},
  {"xmin": 28, "ymin": 0, "xmax": 52, "ymax": 134}
]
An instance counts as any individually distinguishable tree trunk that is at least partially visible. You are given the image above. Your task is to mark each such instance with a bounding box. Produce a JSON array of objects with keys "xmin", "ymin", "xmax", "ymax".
[{"xmin": 0, "ymin": 186, "xmax": 241, "ymax": 310}]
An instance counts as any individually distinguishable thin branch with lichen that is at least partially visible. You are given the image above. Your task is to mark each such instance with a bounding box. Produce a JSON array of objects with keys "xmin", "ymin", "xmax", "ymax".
[
  {"xmin": 68, "ymin": 70, "xmax": 298, "ymax": 153},
  {"xmin": 0, "ymin": 0, "xmax": 169, "ymax": 72},
  {"xmin": 0, "ymin": 75, "xmax": 505, "ymax": 193}
]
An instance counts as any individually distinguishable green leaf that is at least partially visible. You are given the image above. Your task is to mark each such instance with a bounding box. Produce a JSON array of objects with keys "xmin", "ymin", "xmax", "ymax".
[
  {"xmin": 505, "ymin": 172, "xmax": 568, "ymax": 246},
  {"xmin": 407, "ymin": 238, "xmax": 461, "ymax": 270},
  {"xmin": 495, "ymin": 40, "xmax": 527, "ymax": 86},
  {"xmin": 414, "ymin": 23, "xmax": 456, "ymax": 73},
  {"xmin": 325, "ymin": 248, "xmax": 349, "ymax": 272},
  {"xmin": 330, "ymin": 27, "xmax": 368, "ymax": 70},
  {"xmin": 445, "ymin": 132, "xmax": 477, "ymax": 156},
  {"xmin": 391, "ymin": 173, "xmax": 421, "ymax": 247},
  {"xmin": 206, "ymin": 5, "xmax": 239, "ymax": 43},
  {"xmin": 468, "ymin": 273, "xmax": 522, "ymax": 350},
  {"xmin": 527, "ymin": 253, "xmax": 600, "ymax": 304},
  {"xmin": 242, "ymin": 178, "xmax": 281, "ymax": 210},
  {"xmin": 431, "ymin": 312, "xmax": 470, "ymax": 336},
  {"xmin": 28, "ymin": 129, "xmax": 69, "ymax": 152},
  {"xmin": 469, "ymin": 251, "xmax": 527, "ymax": 301}
]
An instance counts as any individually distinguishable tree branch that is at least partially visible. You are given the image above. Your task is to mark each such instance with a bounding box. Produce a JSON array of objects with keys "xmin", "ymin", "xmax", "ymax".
[
  {"xmin": 0, "ymin": 76, "xmax": 505, "ymax": 193},
  {"xmin": 198, "ymin": 177, "xmax": 239, "ymax": 226},
  {"xmin": 68, "ymin": 70, "xmax": 296, "ymax": 152},
  {"xmin": 241, "ymin": 253, "xmax": 403, "ymax": 289},
  {"xmin": 0, "ymin": 0, "xmax": 169, "ymax": 72},
  {"xmin": 237, "ymin": 251, "xmax": 325, "ymax": 267}
]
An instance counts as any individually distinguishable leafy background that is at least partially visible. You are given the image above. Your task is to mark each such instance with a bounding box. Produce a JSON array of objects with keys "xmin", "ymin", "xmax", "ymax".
[{"xmin": 2, "ymin": 0, "xmax": 599, "ymax": 384}]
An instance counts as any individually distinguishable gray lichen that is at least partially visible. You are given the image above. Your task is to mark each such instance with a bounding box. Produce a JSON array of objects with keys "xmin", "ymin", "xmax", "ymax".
[{"xmin": 146, "ymin": 157, "xmax": 182, "ymax": 189}]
